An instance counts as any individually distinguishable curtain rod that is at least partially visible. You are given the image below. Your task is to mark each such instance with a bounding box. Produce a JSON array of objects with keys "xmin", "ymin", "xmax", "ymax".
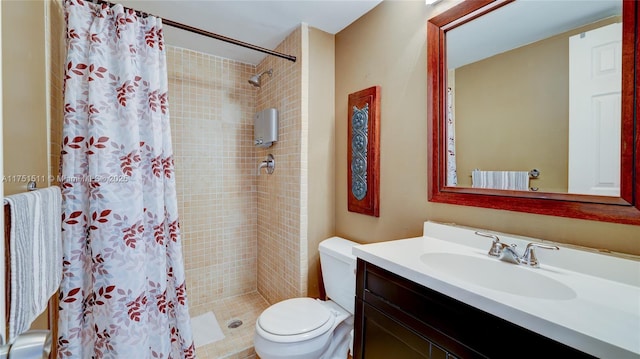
[{"xmin": 95, "ymin": 1, "xmax": 297, "ymax": 63}]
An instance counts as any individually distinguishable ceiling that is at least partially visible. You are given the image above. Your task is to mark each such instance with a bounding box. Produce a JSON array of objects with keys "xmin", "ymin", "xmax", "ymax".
[{"xmin": 117, "ymin": 0, "xmax": 383, "ymax": 65}]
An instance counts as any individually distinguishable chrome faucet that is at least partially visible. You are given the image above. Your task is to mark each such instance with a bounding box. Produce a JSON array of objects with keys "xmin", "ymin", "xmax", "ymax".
[
  {"xmin": 257, "ymin": 154, "xmax": 275, "ymax": 175},
  {"xmin": 497, "ymin": 244, "xmax": 521, "ymax": 264},
  {"xmin": 474, "ymin": 231, "xmax": 559, "ymax": 268}
]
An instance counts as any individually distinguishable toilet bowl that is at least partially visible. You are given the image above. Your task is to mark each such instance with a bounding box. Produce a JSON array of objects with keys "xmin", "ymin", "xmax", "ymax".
[{"xmin": 254, "ymin": 237, "xmax": 358, "ymax": 359}]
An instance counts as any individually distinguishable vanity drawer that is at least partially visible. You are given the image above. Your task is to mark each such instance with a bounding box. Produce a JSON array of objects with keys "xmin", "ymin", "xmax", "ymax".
[
  {"xmin": 354, "ymin": 259, "xmax": 595, "ymax": 359},
  {"xmin": 359, "ymin": 301, "xmax": 459, "ymax": 359}
]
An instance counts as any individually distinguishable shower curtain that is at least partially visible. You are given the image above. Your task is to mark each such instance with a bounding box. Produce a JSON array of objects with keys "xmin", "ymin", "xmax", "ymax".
[{"xmin": 58, "ymin": 1, "xmax": 194, "ymax": 358}]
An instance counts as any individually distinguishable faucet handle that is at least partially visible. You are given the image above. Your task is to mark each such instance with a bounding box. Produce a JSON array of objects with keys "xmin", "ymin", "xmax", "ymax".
[
  {"xmin": 475, "ymin": 231, "xmax": 505, "ymax": 257},
  {"xmin": 520, "ymin": 242, "xmax": 559, "ymax": 267},
  {"xmin": 257, "ymin": 154, "xmax": 275, "ymax": 175}
]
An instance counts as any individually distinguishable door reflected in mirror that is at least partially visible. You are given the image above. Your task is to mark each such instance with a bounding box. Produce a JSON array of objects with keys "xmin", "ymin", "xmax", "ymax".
[{"xmin": 445, "ymin": 0, "xmax": 622, "ymax": 196}]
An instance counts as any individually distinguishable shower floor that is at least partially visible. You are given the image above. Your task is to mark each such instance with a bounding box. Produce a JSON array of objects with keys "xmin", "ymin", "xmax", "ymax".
[{"xmin": 192, "ymin": 292, "xmax": 269, "ymax": 359}]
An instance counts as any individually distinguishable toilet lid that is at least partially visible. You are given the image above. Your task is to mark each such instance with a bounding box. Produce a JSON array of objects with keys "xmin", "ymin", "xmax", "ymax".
[{"xmin": 258, "ymin": 298, "xmax": 332, "ymax": 336}]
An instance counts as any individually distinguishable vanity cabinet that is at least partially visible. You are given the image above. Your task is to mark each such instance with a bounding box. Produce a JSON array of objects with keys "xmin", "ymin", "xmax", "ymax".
[{"xmin": 353, "ymin": 259, "xmax": 595, "ymax": 359}]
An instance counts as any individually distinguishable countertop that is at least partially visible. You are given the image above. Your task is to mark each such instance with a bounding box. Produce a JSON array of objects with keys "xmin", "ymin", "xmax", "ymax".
[{"xmin": 352, "ymin": 222, "xmax": 640, "ymax": 359}]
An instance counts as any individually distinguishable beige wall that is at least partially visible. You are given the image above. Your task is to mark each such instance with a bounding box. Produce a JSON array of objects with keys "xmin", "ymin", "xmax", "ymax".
[
  {"xmin": 166, "ymin": 46, "xmax": 258, "ymax": 310},
  {"xmin": 306, "ymin": 27, "xmax": 335, "ymax": 298},
  {"xmin": 335, "ymin": 0, "xmax": 640, "ymax": 255},
  {"xmin": 2, "ymin": 0, "xmax": 49, "ymax": 196}
]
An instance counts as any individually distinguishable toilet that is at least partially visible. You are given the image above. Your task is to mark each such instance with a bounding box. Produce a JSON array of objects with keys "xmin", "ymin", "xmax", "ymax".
[{"xmin": 254, "ymin": 237, "xmax": 357, "ymax": 359}]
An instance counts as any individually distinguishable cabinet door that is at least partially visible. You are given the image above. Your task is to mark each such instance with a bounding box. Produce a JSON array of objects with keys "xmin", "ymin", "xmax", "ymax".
[
  {"xmin": 360, "ymin": 301, "xmax": 457, "ymax": 359},
  {"xmin": 356, "ymin": 260, "xmax": 596, "ymax": 359}
]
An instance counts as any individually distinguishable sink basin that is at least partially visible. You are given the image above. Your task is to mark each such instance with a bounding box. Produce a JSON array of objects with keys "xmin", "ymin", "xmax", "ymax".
[{"xmin": 420, "ymin": 252, "xmax": 577, "ymax": 300}]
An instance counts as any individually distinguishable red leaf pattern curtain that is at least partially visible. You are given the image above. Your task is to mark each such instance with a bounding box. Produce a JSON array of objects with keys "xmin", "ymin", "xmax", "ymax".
[{"xmin": 59, "ymin": 1, "xmax": 194, "ymax": 357}]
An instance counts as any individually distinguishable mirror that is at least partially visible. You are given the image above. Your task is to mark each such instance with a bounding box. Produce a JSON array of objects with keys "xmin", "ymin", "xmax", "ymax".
[
  {"xmin": 447, "ymin": 1, "xmax": 622, "ymax": 196},
  {"xmin": 427, "ymin": 0, "xmax": 640, "ymax": 225}
]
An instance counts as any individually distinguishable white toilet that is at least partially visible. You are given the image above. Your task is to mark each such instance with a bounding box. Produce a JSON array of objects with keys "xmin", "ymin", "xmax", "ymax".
[{"xmin": 254, "ymin": 237, "xmax": 358, "ymax": 359}]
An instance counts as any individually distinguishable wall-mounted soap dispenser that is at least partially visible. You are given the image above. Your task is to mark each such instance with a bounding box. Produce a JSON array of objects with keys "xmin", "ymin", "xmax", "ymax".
[{"xmin": 254, "ymin": 108, "xmax": 278, "ymax": 148}]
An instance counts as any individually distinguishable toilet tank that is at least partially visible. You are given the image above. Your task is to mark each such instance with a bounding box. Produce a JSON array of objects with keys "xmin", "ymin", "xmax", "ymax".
[{"xmin": 319, "ymin": 237, "xmax": 358, "ymax": 315}]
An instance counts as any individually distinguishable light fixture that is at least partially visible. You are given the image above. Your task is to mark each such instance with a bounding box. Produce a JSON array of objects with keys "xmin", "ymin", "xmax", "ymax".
[{"xmin": 425, "ymin": 0, "xmax": 442, "ymax": 5}]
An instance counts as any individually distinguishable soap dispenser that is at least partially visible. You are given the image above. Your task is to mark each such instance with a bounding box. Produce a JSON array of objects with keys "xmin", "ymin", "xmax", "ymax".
[{"xmin": 254, "ymin": 108, "xmax": 278, "ymax": 148}]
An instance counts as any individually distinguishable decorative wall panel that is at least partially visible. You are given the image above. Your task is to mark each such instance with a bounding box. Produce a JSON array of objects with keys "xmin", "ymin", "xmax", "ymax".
[{"xmin": 347, "ymin": 86, "xmax": 380, "ymax": 217}]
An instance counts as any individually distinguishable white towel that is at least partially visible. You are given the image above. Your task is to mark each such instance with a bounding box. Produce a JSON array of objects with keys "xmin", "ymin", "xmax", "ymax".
[
  {"xmin": 4, "ymin": 186, "xmax": 62, "ymax": 343},
  {"xmin": 472, "ymin": 170, "xmax": 530, "ymax": 191}
]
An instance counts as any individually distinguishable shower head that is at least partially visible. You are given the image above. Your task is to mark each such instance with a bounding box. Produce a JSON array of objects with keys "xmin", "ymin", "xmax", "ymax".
[
  {"xmin": 248, "ymin": 69, "xmax": 273, "ymax": 88},
  {"xmin": 248, "ymin": 75, "xmax": 261, "ymax": 87}
]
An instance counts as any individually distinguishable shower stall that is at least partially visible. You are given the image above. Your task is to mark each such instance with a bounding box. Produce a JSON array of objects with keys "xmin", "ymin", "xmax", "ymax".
[{"xmin": 166, "ymin": 25, "xmax": 307, "ymax": 358}]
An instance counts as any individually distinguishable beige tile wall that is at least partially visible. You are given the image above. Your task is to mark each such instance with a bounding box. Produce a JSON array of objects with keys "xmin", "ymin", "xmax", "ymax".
[
  {"xmin": 255, "ymin": 26, "xmax": 307, "ymax": 304},
  {"xmin": 170, "ymin": 25, "xmax": 309, "ymax": 310},
  {"xmin": 167, "ymin": 46, "xmax": 259, "ymax": 309}
]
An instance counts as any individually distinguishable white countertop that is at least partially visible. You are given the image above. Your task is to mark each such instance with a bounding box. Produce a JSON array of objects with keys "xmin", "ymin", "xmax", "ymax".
[{"xmin": 352, "ymin": 222, "xmax": 640, "ymax": 359}]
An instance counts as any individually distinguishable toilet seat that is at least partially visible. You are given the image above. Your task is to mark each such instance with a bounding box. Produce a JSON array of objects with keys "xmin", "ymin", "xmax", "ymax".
[{"xmin": 256, "ymin": 298, "xmax": 335, "ymax": 343}]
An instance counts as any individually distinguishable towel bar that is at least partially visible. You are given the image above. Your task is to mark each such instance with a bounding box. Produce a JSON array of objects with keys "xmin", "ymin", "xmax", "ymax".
[
  {"xmin": 2, "ymin": 181, "xmax": 38, "ymax": 205},
  {"xmin": 469, "ymin": 169, "xmax": 540, "ymax": 179},
  {"xmin": 470, "ymin": 169, "xmax": 539, "ymax": 191}
]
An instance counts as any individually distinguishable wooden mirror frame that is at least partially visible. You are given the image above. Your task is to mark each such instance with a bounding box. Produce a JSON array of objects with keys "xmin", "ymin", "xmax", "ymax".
[{"xmin": 427, "ymin": 0, "xmax": 640, "ymax": 225}]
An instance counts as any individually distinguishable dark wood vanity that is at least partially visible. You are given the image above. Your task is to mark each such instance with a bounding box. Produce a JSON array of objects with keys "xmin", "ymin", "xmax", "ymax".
[{"xmin": 352, "ymin": 259, "xmax": 595, "ymax": 359}]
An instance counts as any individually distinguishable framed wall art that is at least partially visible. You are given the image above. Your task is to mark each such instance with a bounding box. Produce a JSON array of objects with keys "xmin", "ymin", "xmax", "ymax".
[{"xmin": 347, "ymin": 86, "xmax": 380, "ymax": 217}]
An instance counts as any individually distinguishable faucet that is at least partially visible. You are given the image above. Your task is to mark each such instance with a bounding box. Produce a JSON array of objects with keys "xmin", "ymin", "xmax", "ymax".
[
  {"xmin": 257, "ymin": 154, "xmax": 275, "ymax": 175},
  {"xmin": 474, "ymin": 231, "xmax": 559, "ymax": 268},
  {"xmin": 497, "ymin": 243, "xmax": 521, "ymax": 264}
]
